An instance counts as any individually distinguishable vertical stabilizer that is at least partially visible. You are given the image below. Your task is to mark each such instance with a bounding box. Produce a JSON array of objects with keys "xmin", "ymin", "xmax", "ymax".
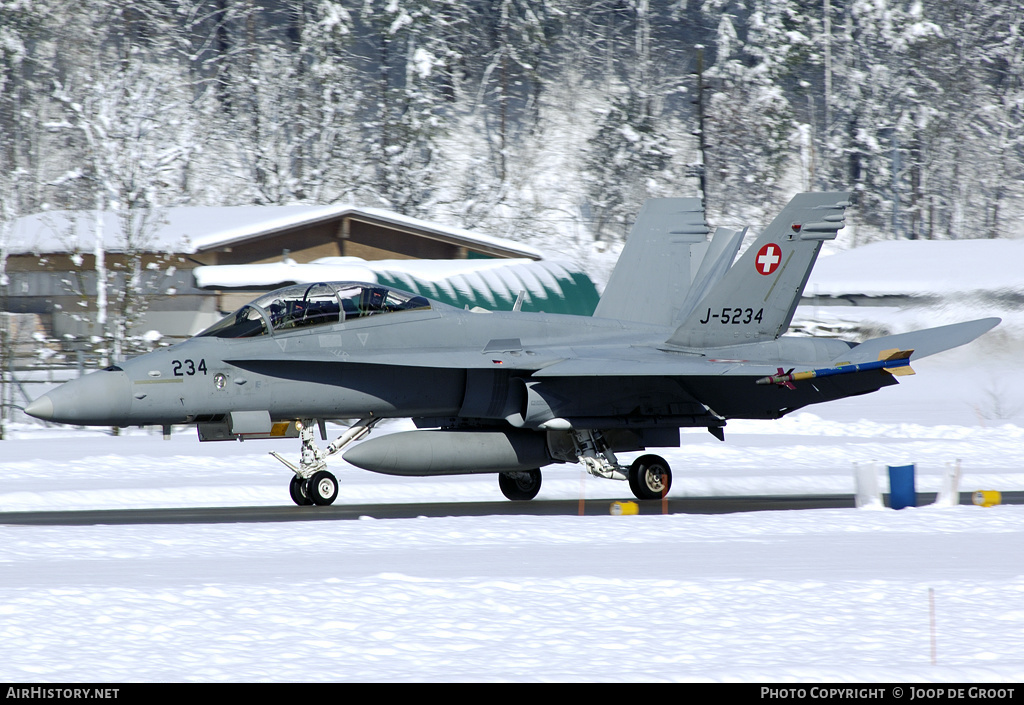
[
  {"xmin": 666, "ymin": 192, "xmax": 851, "ymax": 348},
  {"xmin": 594, "ymin": 198, "xmax": 708, "ymax": 327},
  {"xmin": 675, "ymin": 225, "xmax": 745, "ymax": 325}
]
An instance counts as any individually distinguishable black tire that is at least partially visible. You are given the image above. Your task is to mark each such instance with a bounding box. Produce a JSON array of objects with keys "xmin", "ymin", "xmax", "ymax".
[
  {"xmin": 306, "ymin": 470, "xmax": 339, "ymax": 506},
  {"xmin": 289, "ymin": 475, "xmax": 314, "ymax": 506},
  {"xmin": 628, "ymin": 455, "xmax": 671, "ymax": 501},
  {"xmin": 498, "ymin": 469, "xmax": 542, "ymax": 501}
]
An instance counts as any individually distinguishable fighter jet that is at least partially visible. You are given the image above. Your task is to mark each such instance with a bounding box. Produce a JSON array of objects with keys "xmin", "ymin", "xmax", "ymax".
[{"xmin": 25, "ymin": 193, "xmax": 999, "ymax": 505}]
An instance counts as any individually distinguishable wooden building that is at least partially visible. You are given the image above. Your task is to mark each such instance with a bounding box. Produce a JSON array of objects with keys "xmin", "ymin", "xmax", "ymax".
[{"xmin": 3, "ymin": 205, "xmax": 544, "ymax": 342}]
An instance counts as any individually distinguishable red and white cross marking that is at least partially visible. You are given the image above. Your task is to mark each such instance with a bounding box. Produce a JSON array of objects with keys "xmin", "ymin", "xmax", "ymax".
[{"xmin": 755, "ymin": 243, "xmax": 781, "ymax": 275}]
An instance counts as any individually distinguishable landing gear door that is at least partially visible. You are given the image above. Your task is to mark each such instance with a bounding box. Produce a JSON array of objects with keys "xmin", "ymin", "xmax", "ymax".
[{"xmin": 197, "ymin": 411, "xmax": 300, "ymax": 441}]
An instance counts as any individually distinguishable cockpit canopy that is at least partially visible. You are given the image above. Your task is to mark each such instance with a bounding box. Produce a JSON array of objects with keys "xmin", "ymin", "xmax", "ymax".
[{"xmin": 196, "ymin": 282, "xmax": 431, "ymax": 339}]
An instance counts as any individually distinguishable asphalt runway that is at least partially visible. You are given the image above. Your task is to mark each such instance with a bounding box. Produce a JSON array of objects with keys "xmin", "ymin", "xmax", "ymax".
[{"xmin": 2, "ymin": 491, "xmax": 1021, "ymax": 526}]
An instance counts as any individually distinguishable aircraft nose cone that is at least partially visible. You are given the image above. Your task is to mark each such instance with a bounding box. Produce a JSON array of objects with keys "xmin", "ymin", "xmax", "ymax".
[
  {"xmin": 25, "ymin": 369, "xmax": 133, "ymax": 426},
  {"xmin": 24, "ymin": 394, "xmax": 54, "ymax": 420}
]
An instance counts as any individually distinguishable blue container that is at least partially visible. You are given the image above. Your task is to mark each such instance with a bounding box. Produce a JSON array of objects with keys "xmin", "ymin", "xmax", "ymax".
[{"xmin": 888, "ymin": 464, "xmax": 917, "ymax": 509}]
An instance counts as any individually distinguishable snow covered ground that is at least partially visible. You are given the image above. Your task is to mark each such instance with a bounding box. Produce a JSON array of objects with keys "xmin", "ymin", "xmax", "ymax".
[{"xmin": 2, "ymin": 304, "xmax": 1023, "ymax": 682}]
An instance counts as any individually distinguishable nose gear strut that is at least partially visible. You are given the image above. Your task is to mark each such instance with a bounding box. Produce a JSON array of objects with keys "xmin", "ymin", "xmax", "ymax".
[{"xmin": 271, "ymin": 416, "xmax": 382, "ymax": 506}]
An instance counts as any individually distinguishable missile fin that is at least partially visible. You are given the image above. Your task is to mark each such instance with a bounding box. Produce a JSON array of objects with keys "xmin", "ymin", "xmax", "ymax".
[{"xmin": 880, "ymin": 348, "xmax": 916, "ymax": 377}]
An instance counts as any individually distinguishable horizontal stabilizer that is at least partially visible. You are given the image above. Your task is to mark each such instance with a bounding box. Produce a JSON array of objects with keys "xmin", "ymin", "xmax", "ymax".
[{"xmin": 837, "ymin": 318, "xmax": 1001, "ymax": 364}]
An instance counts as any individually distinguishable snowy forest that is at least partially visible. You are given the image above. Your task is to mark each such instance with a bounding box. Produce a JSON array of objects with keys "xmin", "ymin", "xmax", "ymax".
[{"xmin": 0, "ymin": 0, "xmax": 1023, "ymax": 250}]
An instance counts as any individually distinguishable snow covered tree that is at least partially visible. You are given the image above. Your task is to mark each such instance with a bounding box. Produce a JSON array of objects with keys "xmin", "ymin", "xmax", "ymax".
[
  {"xmin": 429, "ymin": 0, "xmax": 566, "ymax": 243},
  {"xmin": 0, "ymin": 0, "xmax": 69, "ymax": 214},
  {"xmin": 701, "ymin": 0, "xmax": 809, "ymax": 220},
  {"xmin": 0, "ymin": 0, "xmax": 1021, "ymax": 258},
  {"xmin": 825, "ymin": 0, "xmax": 1024, "ymax": 240},
  {"xmin": 0, "ymin": 0, "xmax": 31, "ymax": 188},
  {"xmin": 465, "ymin": 0, "xmax": 553, "ymax": 184},
  {"xmin": 49, "ymin": 1, "xmax": 193, "ymax": 362},
  {"xmin": 913, "ymin": 0, "xmax": 1024, "ymax": 239},
  {"xmin": 584, "ymin": 89, "xmax": 673, "ymax": 241},
  {"xmin": 976, "ymin": 6, "xmax": 1024, "ymax": 239},
  {"xmin": 348, "ymin": 0, "xmax": 462, "ymax": 215},
  {"xmin": 293, "ymin": 0, "xmax": 369, "ymax": 204},
  {"xmin": 581, "ymin": 0, "xmax": 678, "ymax": 241},
  {"xmin": 199, "ymin": 1, "xmax": 303, "ymax": 204}
]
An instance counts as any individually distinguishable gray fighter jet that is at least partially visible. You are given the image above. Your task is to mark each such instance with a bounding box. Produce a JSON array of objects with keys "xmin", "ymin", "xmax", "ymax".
[{"xmin": 25, "ymin": 193, "xmax": 999, "ymax": 505}]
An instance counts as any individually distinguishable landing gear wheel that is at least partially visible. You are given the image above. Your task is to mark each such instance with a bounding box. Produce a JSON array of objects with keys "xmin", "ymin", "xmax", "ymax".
[
  {"xmin": 628, "ymin": 454, "xmax": 671, "ymax": 500},
  {"xmin": 306, "ymin": 470, "xmax": 339, "ymax": 506},
  {"xmin": 498, "ymin": 469, "xmax": 542, "ymax": 501},
  {"xmin": 289, "ymin": 475, "xmax": 314, "ymax": 506}
]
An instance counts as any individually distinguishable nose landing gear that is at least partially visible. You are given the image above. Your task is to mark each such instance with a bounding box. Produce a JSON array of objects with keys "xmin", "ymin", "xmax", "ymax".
[{"xmin": 273, "ymin": 417, "xmax": 381, "ymax": 506}]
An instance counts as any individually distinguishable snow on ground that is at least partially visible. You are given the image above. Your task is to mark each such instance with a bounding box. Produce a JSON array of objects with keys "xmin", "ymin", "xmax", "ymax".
[
  {"xmin": 810, "ymin": 239, "xmax": 1024, "ymax": 299},
  {"xmin": 2, "ymin": 307, "xmax": 1024, "ymax": 682}
]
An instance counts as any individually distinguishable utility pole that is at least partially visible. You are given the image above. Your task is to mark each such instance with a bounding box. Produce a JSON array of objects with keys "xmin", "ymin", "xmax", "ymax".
[
  {"xmin": 690, "ymin": 45, "xmax": 710, "ymax": 213},
  {"xmin": 891, "ymin": 129, "xmax": 902, "ymax": 239},
  {"xmin": 823, "ymin": 0, "xmax": 832, "ymax": 153}
]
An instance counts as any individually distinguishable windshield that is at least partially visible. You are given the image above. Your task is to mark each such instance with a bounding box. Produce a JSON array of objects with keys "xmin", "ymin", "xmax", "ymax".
[
  {"xmin": 196, "ymin": 282, "xmax": 431, "ymax": 338},
  {"xmin": 195, "ymin": 304, "xmax": 268, "ymax": 339}
]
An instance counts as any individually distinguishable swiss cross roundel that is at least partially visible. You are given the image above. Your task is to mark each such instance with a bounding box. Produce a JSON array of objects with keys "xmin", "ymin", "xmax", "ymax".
[{"xmin": 755, "ymin": 243, "xmax": 782, "ymax": 275}]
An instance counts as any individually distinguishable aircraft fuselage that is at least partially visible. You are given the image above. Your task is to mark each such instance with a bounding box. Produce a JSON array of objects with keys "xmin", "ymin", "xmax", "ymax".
[{"xmin": 28, "ymin": 306, "xmax": 665, "ymax": 428}]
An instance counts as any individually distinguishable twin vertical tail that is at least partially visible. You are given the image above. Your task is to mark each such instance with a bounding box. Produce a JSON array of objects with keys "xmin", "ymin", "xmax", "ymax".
[
  {"xmin": 593, "ymin": 198, "xmax": 708, "ymax": 327},
  {"xmin": 666, "ymin": 192, "xmax": 852, "ymax": 349}
]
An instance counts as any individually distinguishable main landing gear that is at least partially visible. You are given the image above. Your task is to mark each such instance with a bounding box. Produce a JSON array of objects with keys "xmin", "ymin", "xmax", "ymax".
[
  {"xmin": 572, "ymin": 429, "xmax": 673, "ymax": 501},
  {"xmin": 273, "ymin": 417, "xmax": 380, "ymax": 506},
  {"xmin": 498, "ymin": 469, "xmax": 543, "ymax": 501},
  {"xmin": 495, "ymin": 431, "xmax": 674, "ymax": 502},
  {"xmin": 493, "ymin": 453, "xmax": 672, "ymax": 502},
  {"xmin": 627, "ymin": 454, "xmax": 672, "ymax": 500}
]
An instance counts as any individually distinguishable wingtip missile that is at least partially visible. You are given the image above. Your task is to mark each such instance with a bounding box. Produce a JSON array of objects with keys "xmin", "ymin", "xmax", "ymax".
[{"xmin": 756, "ymin": 350, "xmax": 915, "ymax": 388}]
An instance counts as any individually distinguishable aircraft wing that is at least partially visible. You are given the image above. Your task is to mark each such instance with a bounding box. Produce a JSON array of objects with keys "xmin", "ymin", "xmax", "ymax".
[
  {"xmin": 536, "ymin": 317, "xmax": 1001, "ymax": 377},
  {"xmin": 225, "ymin": 317, "xmax": 999, "ymax": 379},
  {"xmin": 224, "ymin": 338, "xmax": 778, "ymax": 377}
]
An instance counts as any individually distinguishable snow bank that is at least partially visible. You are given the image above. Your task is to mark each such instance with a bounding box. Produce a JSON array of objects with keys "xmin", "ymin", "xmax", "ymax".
[{"xmin": 810, "ymin": 239, "xmax": 1024, "ymax": 298}]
